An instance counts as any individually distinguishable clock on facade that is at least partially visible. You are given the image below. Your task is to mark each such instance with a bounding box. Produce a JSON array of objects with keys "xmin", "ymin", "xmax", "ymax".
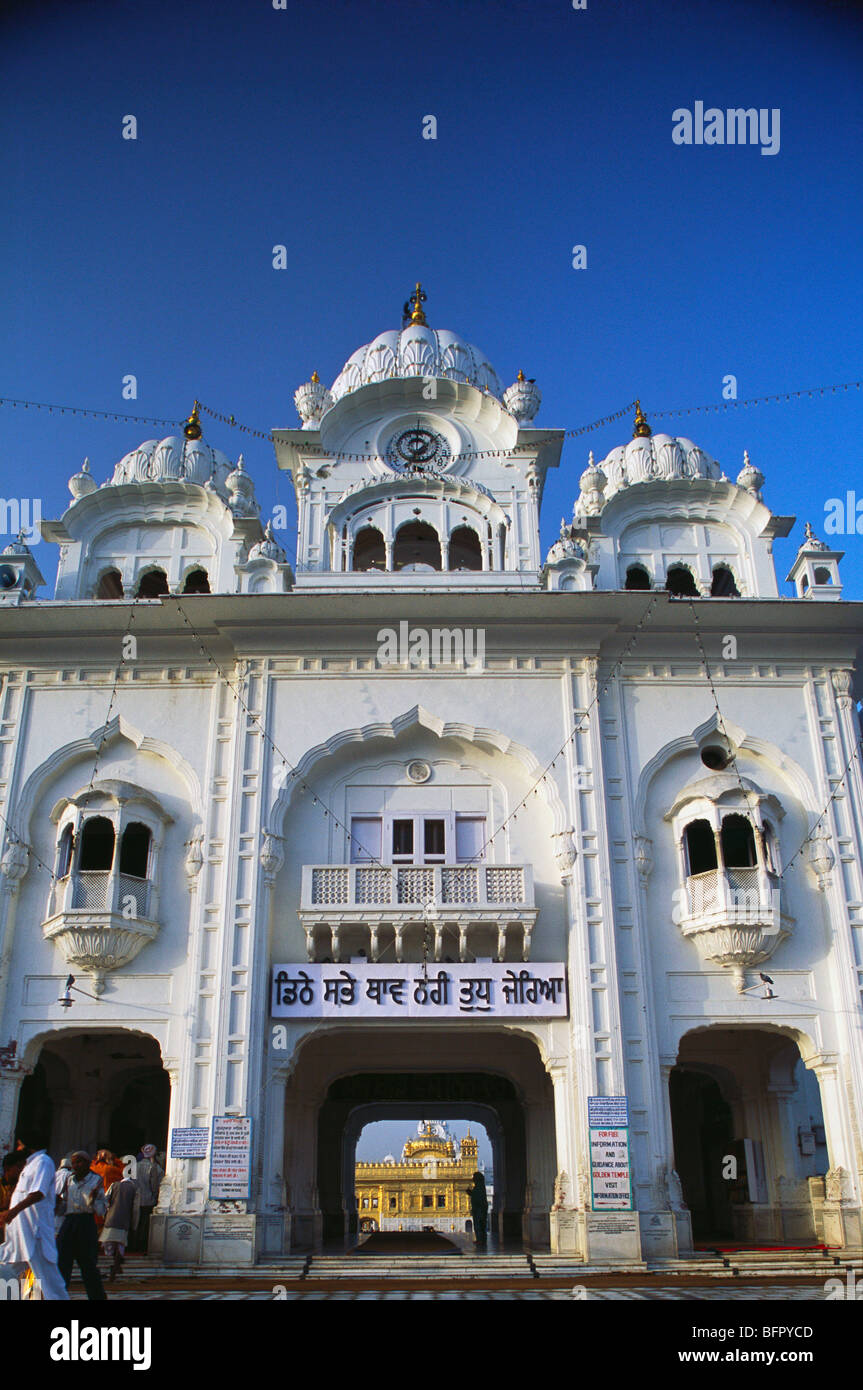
[{"xmin": 384, "ymin": 426, "xmax": 451, "ymax": 473}]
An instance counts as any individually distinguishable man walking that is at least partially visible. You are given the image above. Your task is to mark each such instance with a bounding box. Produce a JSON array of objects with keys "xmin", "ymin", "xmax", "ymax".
[
  {"xmin": 100, "ymin": 1165, "xmax": 140, "ymax": 1279},
  {"xmin": 0, "ymin": 1128, "xmax": 70, "ymax": 1300},
  {"xmin": 132, "ymin": 1142, "xmax": 163, "ymax": 1252},
  {"xmin": 56, "ymin": 1150, "xmax": 107, "ymax": 1299}
]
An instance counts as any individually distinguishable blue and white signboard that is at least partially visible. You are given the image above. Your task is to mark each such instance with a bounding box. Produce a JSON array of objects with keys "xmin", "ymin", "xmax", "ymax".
[
  {"xmin": 588, "ymin": 1096, "xmax": 632, "ymax": 1210},
  {"xmin": 588, "ymin": 1095, "xmax": 629, "ymax": 1128}
]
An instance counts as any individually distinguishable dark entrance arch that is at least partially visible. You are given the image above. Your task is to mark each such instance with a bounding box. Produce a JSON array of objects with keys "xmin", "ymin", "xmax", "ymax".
[
  {"xmin": 15, "ymin": 1030, "xmax": 170, "ymax": 1162},
  {"xmin": 669, "ymin": 1026, "xmax": 830, "ymax": 1247},
  {"xmin": 282, "ymin": 1025, "xmax": 556, "ymax": 1252},
  {"xmin": 318, "ymin": 1072, "xmax": 526, "ymax": 1244},
  {"xmin": 669, "ymin": 1068, "xmax": 735, "ymax": 1239}
]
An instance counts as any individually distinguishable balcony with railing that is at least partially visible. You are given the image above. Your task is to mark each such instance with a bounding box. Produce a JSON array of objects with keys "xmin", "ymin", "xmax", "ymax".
[
  {"xmin": 676, "ymin": 865, "xmax": 790, "ymax": 989},
  {"xmin": 298, "ymin": 862, "xmax": 537, "ymax": 963},
  {"xmin": 43, "ymin": 868, "xmax": 159, "ymax": 994}
]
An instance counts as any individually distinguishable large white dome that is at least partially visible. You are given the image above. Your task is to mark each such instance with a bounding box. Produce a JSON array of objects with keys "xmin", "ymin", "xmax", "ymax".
[{"xmin": 329, "ymin": 324, "xmax": 504, "ymax": 403}]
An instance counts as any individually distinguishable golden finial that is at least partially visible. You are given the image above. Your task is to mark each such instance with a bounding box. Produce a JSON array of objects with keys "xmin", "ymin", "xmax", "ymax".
[
  {"xmin": 517, "ymin": 369, "xmax": 525, "ymax": 382},
  {"xmin": 311, "ymin": 370, "xmax": 319, "ymax": 383},
  {"xmin": 633, "ymin": 399, "xmax": 651, "ymax": 438},
  {"xmin": 409, "ymin": 282, "xmax": 427, "ymax": 326},
  {"xmin": 183, "ymin": 401, "xmax": 202, "ymax": 440}
]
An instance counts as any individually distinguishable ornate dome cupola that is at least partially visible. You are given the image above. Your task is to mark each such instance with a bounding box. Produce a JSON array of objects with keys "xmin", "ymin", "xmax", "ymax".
[
  {"xmin": 326, "ymin": 286, "xmax": 505, "ymax": 406},
  {"xmin": 68, "ymin": 457, "xmax": 97, "ymax": 502},
  {"xmin": 503, "ymin": 370, "xmax": 542, "ymax": 425},
  {"xmin": 42, "ymin": 404, "xmax": 272, "ymax": 599},
  {"xmin": 225, "ymin": 455, "xmax": 259, "ymax": 518},
  {"xmin": 236, "ymin": 521, "xmax": 294, "ymax": 594},
  {"xmin": 294, "ymin": 371, "xmax": 333, "ymax": 430},
  {"xmin": 273, "ymin": 286, "xmax": 564, "ymax": 588},
  {"xmin": 787, "ymin": 522, "xmax": 843, "ymax": 600},
  {"xmin": 566, "ymin": 403, "xmax": 794, "ymax": 598},
  {"xmin": 543, "ymin": 519, "xmax": 593, "ymax": 592}
]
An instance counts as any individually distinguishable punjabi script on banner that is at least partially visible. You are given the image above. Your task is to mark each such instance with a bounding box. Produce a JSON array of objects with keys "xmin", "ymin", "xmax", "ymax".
[{"xmin": 271, "ymin": 963, "xmax": 568, "ymax": 1019}]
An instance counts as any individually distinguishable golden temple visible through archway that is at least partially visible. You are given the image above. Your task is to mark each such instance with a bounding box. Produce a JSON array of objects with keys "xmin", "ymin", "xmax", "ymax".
[{"xmin": 354, "ymin": 1121, "xmax": 484, "ymax": 1233}]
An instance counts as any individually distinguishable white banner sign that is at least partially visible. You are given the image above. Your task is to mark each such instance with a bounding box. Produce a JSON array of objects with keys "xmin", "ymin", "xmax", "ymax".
[
  {"xmin": 590, "ymin": 1127, "xmax": 632, "ymax": 1210},
  {"xmin": 271, "ymin": 963, "xmax": 568, "ymax": 1019},
  {"xmin": 209, "ymin": 1116, "xmax": 252, "ymax": 1200}
]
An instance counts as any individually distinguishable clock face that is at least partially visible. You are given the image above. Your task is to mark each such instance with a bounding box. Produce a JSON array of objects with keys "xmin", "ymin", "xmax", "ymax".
[{"xmin": 385, "ymin": 426, "xmax": 451, "ymax": 473}]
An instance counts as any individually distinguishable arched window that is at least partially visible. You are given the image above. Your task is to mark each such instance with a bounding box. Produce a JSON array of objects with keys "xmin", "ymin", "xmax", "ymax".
[
  {"xmin": 182, "ymin": 568, "xmax": 210, "ymax": 594},
  {"xmin": 95, "ymin": 569, "xmax": 124, "ymax": 600},
  {"xmin": 625, "ymin": 565, "xmax": 651, "ymax": 591},
  {"xmin": 352, "ymin": 527, "xmax": 386, "ymax": 572},
  {"xmin": 393, "ymin": 521, "xmax": 441, "ymax": 572},
  {"xmin": 119, "ymin": 822, "xmax": 151, "ymax": 879},
  {"xmin": 684, "ymin": 819, "xmax": 717, "ymax": 875},
  {"xmin": 448, "ymin": 526, "xmax": 482, "ymax": 571},
  {"xmin": 136, "ymin": 569, "xmax": 169, "ymax": 598},
  {"xmin": 720, "ymin": 813, "xmax": 757, "ymax": 868},
  {"xmin": 814, "ymin": 567, "xmax": 832, "ymax": 586},
  {"xmin": 711, "ymin": 565, "xmax": 740, "ymax": 597},
  {"xmin": 56, "ymin": 824, "xmax": 74, "ymax": 879},
  {"xmin": 77, "ymin": 817, "xmax": 115, "ymax": 871},
  {"xmin": 666, "ymin": 565, "xmax": 699, "ymax": 597}
]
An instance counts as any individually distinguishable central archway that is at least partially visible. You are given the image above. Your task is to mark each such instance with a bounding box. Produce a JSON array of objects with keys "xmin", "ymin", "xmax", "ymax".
[
  {"xmin": 322, "ymin": 1074, "xmax": 524, "ymax": 1243},
  {"xmin": 282, "ymin": 1025, "xmax": 555, "ymax": 1252}
]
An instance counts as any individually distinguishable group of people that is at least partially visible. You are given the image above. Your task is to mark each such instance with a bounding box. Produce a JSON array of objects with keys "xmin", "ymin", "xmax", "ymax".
[{"xmin": 0, "ymin": 1128, "xmax": 164, "ymax": 1300}]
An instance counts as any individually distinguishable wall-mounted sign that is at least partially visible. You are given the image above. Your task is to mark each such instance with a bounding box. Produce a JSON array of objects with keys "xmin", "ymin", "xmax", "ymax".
[
  {"xmin": 271, "ymin": 963, "xmax": 568, "ymax": 1019},
  {"xmin": 171, "ymin": 1127, "xmax": 209, "ymax": 1159},
  {"xmin": 209, "ymin": 1117, "xmax": 252, "ymax": 1201},
  {"xmin": 589, "ymin": 1126, "xmax": 632, "ymax": 1210},
  {"xmin": 588, "ymin": 1096, "xmax": 629, "ymax": 1128}
]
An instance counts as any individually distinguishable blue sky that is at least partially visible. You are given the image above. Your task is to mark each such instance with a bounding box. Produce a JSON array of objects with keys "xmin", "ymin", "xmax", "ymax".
[
  {"xmin": 2, "ymin": 0, "xmax": 862, "ymax": 586},
  {"xmin": 356, "ymin": 1118, "xmax": 493, "ymax": 1172}
]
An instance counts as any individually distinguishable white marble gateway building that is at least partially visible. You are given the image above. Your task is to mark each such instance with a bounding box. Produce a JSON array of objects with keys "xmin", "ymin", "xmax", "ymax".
[{"xmin": 1, "ymin": 288, "xmax": 861, "ymax": 1266}]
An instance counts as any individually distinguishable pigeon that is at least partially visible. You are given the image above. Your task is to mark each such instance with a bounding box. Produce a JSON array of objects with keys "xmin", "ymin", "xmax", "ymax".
[{"xmin": 759, "ymin": 972, "xmax": 774, "ymax": 985}]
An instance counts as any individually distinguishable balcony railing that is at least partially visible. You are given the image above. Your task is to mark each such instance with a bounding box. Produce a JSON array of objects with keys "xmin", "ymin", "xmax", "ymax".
[
  {"xmin": 61, "ymin": 870, "xmax": 151, "ymax": 919},
  {"xmin": 676, "ymin": 865, "xmax": 790, "ymax": 990},
  {"xmin": 298, "ymin": 862, "xmax": 537, "ymax": 963},
  {"xmin": 71, "ymin": 870, "xmax": 110, "ymax": 910},
  {"xmin": 43, "ymin": 869, "xmax": 160, "ymax": 995},
  {"xmin": 681, "ymin": 867, "xmax": 780, "ymax": 929}
]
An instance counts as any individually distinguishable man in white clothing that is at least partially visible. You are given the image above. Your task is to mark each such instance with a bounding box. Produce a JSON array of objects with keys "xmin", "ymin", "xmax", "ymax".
[{"xmin": 0, "ymin": 1128, "xmax": 69, "ymax": 1300}]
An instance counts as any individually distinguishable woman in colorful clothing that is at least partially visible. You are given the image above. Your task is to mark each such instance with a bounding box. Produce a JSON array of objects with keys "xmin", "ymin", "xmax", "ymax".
[{"xmin": 90, "ymin": 1150, "xmax": 124, "ymax": 1230}]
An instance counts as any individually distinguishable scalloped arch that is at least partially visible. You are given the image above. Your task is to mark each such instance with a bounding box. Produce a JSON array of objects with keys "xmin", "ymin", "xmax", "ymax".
[
  {"xmin": 13, "ymin": 714, "xmax": 204, "ymax": 838},
  {"xmin": 672, "ymin": 1020, "xmax": 821, "ymax": 1067},
  {"xmin": 20, "ymin": 1021, "xmax": 169, "ymax": 1071},
  {"xmin": 269, "ymin": 704, "xmax": 568, "ymax": 837},
  {"xmin": 634, "ymin": 713, "xmax": 820, "ymax": 836}
]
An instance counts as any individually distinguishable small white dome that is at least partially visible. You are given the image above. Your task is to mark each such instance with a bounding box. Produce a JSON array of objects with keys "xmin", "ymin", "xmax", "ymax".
[
  {"xmin": 248, "ymin": 521, "xmax": 286, "ymax": 562},
  {"xmin": 596, "ymin": 434, "xmax": 722, "ymax": 502},
  {"xmin": 329, "ymin": 325, "xmax": 503, "ymax": 404},
  {"xmin": 108, "ymin": 435, "xmax": 235, "ymax": 500}
]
